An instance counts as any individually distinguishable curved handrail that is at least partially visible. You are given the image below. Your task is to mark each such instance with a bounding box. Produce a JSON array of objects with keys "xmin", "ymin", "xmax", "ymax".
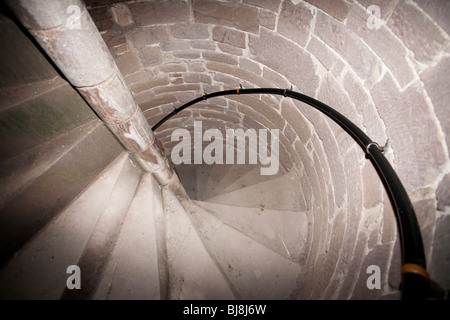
[{"xmin": 152, "ymin": 87, "xmax": 430, "ymax": 299}]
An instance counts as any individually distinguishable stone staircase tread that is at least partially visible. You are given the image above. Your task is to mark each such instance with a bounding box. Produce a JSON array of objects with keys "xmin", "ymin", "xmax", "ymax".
[
  {"xmin": 61, "ymin": 154, "xmax": 143, "ymax": 300},
  {"xmin": 202, "ymin": 164, "xmax": 257, "ymax": 200},
  {"xmin": 0, "ymin": 152, "xmax": 129, "ymax": 299},
  {"xmin": 0, "ymin": 119, "xmax": 103, "ymax": 209},
  {"xmin": 199, "ymin": 164, "xmax": 234, "ymax": 200},
  {"xmin": 162, "ymin": 187, "xmax": 236, "ymax": 300},
  {"xmin": 213, "ymin": 164, "xmax": 285, "ymax": 198},
  {"xmin": 181, "ymin": 199, "xmax": 302, "ymax": 299},
  {"xmin": 0, "ymin": 123, "xmax": 124, "ymax": 266},
  {"xmin": 174, "ymin": 164, "xmax": 199, "ymax": 200},
  {"xmin": 192, "ymin": 200, "xmax": 309, "ymax": 262},
  {"xmin": 195, "ymin": 164, "xmax": 215, "ymax": 200},
  {"xmin": 205, "ymin": 170, "xmax": 307, "ymax": 212},
  {"xmin": 94, "ymin": 173, "xmax": 163, "ymax": 300}
]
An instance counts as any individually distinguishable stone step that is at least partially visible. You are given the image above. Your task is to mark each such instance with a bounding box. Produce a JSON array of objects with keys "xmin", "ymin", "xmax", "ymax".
[
  {"xmin": 212, "ymin": 164, "xmax": 284, "ymax": 198},
  {"xmin": 192, "ymin": 200, "xmax": 309, "ymax": 263},
  {"xmin": 94, "ymin": 173, "xmax": 164, "ymax": 300},
  {"xmin": 198, "ymin": 164, "xmax": 234, "ymax": 199},
  {"xmin": 201, "ymin": 164, "xmax": 257, "ymax": 200},
  {"xmin": 0, "ymin": 119, "xmax": 102, "ymax": 209},
  {"xmin": 181, "ymin": 200, "xmax": 302, "ymax": 299},
  {"xmin": 0, "ymin": 152, "xmax": 129, "ymax": 299},
  {"xmin": 194, "ymin": 164, "xmax": 215, "ymax": 200},
  {"xmin": 174, "ymin": 164, "xmax": 199, "ymax": 199},
  {"xmin": 206, "ymin": 170, "xmax": 307, "ymax": 212},
  {"xmin": 61, "ymin": 154, "xmax": 143, "ymax": 300},
  {"xmin": 162, "ymin": 187, "xmax": 236, "ymax": 300},
  {"xmin": 0, "ymin": 123, "xmax": 124, "ymax": 266},
  {"xmin": 0, "ymin": 81, "xmax": 97, "ymax": 163}
]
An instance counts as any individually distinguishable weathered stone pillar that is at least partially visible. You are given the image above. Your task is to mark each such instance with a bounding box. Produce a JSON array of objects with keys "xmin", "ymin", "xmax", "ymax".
[{"xmin": 5, "ymin": 0, "xmax": 173, "ymax": 184}]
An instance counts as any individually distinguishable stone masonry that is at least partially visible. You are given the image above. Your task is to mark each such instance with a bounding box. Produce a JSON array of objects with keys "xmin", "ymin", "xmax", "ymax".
[{"xmin": 84, "ymin": 0, "xmax": 450, "ymax": 299}]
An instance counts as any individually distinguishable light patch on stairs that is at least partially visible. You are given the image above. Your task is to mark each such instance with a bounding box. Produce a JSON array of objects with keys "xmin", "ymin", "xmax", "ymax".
[
  {"xmin": 182, "ymin": 200, "xmax": 302, "ymax": 300},
  {"xmin": 94, "ymin": 173, "xmax": 163, "ymax": 300},
  {"xmin": 206, "ymin": 169, "xmax": 307, "ymax": 211},
  {"xmin": 193, "ymin": 201, "xmax": 308, "ymax": 263},
  {"xmin": 0, "ymin": 152, "xmax": 129, "ymax": 299},
  {"xmin": 162, "ymin": 187, "xmax": 236, "ymax": 300}
]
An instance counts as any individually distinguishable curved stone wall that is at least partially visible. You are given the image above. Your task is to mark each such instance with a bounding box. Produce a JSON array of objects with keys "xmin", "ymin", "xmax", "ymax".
[{"xmin": 85, "ymin": 0, "xmax": 450, "ymax": 299}]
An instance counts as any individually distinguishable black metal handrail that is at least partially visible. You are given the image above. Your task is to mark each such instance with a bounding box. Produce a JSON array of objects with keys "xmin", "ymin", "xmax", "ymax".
[{"xmin": 152, "ymin": 87, "xmax": 430, "ymax": 299}]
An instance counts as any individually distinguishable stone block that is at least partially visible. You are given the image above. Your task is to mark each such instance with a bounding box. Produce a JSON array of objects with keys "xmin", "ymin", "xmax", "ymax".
[
  {"xmin": 193, "ymin": 0, "xmax": 259, "ymax": 34},
  {"xmin": 388, "ymin": 1, "xmax": 447, "ymax": 64},
  {"xmin": 129, "ymin": 0, "xmax": 190, "ymax": 26},
  {"xmin": 183, "ymin": 73, "xmax": 212, "ymax": 85},
  {"xmin": 212, "ymin": 26, "xmax": 246, "ymax": 48},
  {"xmin": 88, "ymin": 7, "xmax": 114, "ymax": 32},
  {"xmin": 343, "ymin": 72, "xmax": 387, "ymax": 143},
  {"xmin": 202, "ymin": 52, "xmax": 238, "ymax": 65},
  {"xmin": 249, "ymin": 29, "xmax": 319, "ymax": 96},
  {"xmin": 346, "ymin": 4, "xmax": 415, "ymax": 88},
  {"xmin": 102, "ymin": 29, "xmax": 126, "ymax": 48},
  {"xmin": 173, "ymin": 50, "xmax": 202, "ymax": 59},
  {"xmin": 436, "ymin": 173, "xmax": 450, "ymax": 212},
  {"xmin": 116, "ymin": 51, "xmax": 141, "ymax": 76},
  {"xmin": 190, "ymin": 40, "xmax": 217, "ymax": 51},
  {"xmin": 139, "ymin": 47, "xmax": 163, "ymax": 68},
  {"xmin": 160, "ymin": 40, "xmax": 191, "ymax": 52},
  {"xmin": 129, "ymin": 26, "xmax": 169, "ymax": 49},
  {"xmin": 243, "ymin": 0, "xmax": 280, "ymax": 12},
  {"xmin": 305, "ymin": 0, "xmax": 351, "ymax": 21},
  {"xmin": 218, "ymin": 43, "xmax": 243, "ymax": 56},
  {"xmin": 159, "ymin": 63, "xmax": 187, "ymax": 73},
  {"xmin": 414, "ymin": 0, "xmax": 450, "ymax": 35},
  {"xmin": 278, "ymin": 0, "xmax": 314, "ymax": 47},
  {"xmin": 280, "ymin": 99, "xmax": 312, "ymax": 144},
  {"xmin": 206, "ymin": 61, "xmax": 269, "ymax": 88},
  {"xmin": 315, "ymin": 10, "xmax": 384, "ymax": 87},
  {"xmin": 362, "ymin": 161, "xmax": 383, "ymax": 209},
  {"xmin": 258, "ymin": 10, "xmax": 276, "ymax": 30},
  {"xmin": 239, "ymin": 58, "xmax": 261, "ymax": 75},
  {"xmin": 429, "ymin": 214, "xmax": 450, "ymax": 289},
  {"xmin": 371, "ymin": 73, "xmax": 447, "ymax": 192},
  {"xmin": 138, "ymin": 93, "xmax": 178, "ymax": 111},
  {"xmin": 153, "ymin": 84, "xmax": 201, "ymax": 96},
  {"xmin": 170, "ymin": 23, "xmax": 210, "ymax": 40},
  {"xmin": 306, "ymin": 36, "xmax": 339, "ymax": 71},
  {"xmin": 262, "ymin": 67, "xmax": 290, "ymax": 89},
  {"xmin": 350, "ymin": 244, "xmax": 391, "ymax": 299},
  {"xmin": 420, "ymin": 57, "xmax": 450, "ymax": 156},
  {"xmin": 109, "ymin": 3, "xmax": 134, "ymax": 27}
]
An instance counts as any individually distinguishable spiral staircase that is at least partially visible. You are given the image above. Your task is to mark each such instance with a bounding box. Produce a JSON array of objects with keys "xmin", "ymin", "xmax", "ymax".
[{"xmin": 0, "ymin": 113, "xmax": 307, "ymax": 299}]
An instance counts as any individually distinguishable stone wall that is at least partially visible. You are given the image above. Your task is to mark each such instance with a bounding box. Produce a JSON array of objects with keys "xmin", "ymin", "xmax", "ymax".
[{"xmin": 84, "ymin": 0, "xmax": 450, "ymax": 299}]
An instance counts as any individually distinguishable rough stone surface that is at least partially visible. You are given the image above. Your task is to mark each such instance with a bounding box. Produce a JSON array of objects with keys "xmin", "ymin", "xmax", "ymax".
[
  {"xmin": 436, "ymin": 174, "xmax": 450, "ymax": 211},
  {"xmin": 171, "ymin": 23, "xmax": 210, "ymax": 40},
  {"xmin": 129, "ymin": 26, "xmax": 170, "ymax": 49},
  {"xmin": 305, "ymin": 0, "xmax": 351, "ymax": 21},
  {"xmin": 193, "ymin": 0, "xmax": 260, "ymax": 34},
  {"xmin": 420, "ymin": 57, "xmax": 450, "ymax": 156},
  {"xmin": 249, "ymin": 29, "xmax": 319, "ymax": 96},
  {"xmin": 278, "ymin": 0, "xmax": 314, "ymax": 47},
  {"xmin": 414, "ymin": 0, "xmax": 450, "ymax": 37},
  {"xmin": 315, "ymin": 11, "xmax": 382, "ymax": 86},
  {"xmin": 387, "ymin": 1, "xmax": 447, "ymax": 64},
  {"xmin": 109, "ymin": 3, "xmax": 134, "ymax": 27},
  {"xmin": 371, "ymin": 74, "xmax": 447, "ymax": 192},
  {"xmin": 212, "ymin": 26, "xmax": 246, "ymax": 49},
  {"xmin": 429, "ymin": 214, "xmax": 450, "ymax": 290},
  {"xmin": 138, "ymin": 47, "xmax": 163, "ymax": 68},
  {"xmin": 346, "ymin": 4, "xmax": 416, "ymax": 88},
  {"xmin": 129, "ymin": 0, "xmax": 190, "ymax": 26}
]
